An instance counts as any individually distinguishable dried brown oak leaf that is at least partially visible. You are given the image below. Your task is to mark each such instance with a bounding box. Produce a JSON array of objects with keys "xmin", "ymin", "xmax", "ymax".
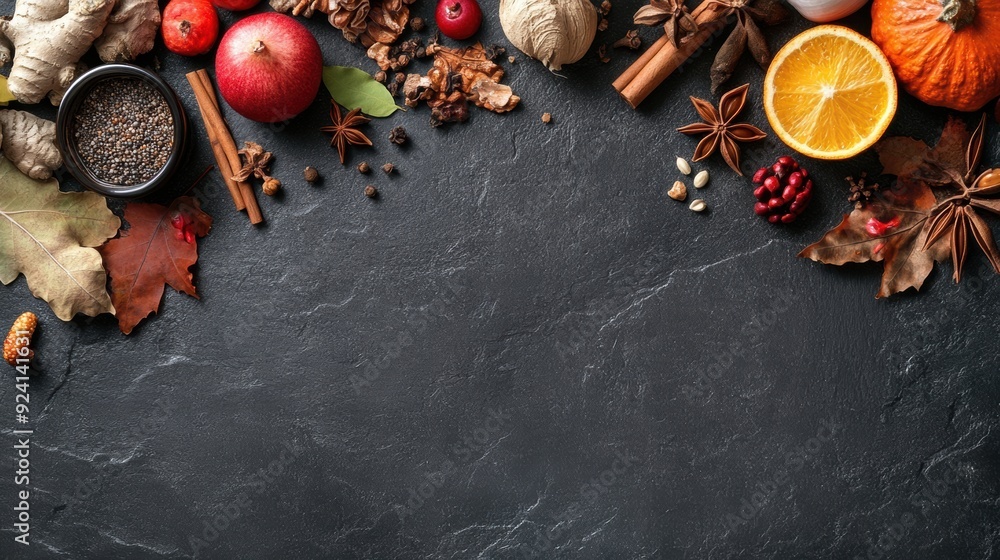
[
  {"xmin": 99, "ymin": 196, "xmax": 212, "ymax": 335},
  {"xmin": 676, "ymin": 83, "xmax": 766, "ymax": 176},
  {"xmin": 0, "ymin": 157, "xmax": 120, "ymax": 320},
  {"xmin": 403, "ymin": 41, "xmax": 520, "ymax": 126},
  {"xmin": 801, "ymin": 115, "xmax": 1000, "ymax": 298}
]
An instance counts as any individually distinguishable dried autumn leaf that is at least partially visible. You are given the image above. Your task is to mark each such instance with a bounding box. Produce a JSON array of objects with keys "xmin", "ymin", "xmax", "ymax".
[
  {"xmin": 0, "ymin": 157, "xmax": 119, "ymax": 320},
  {"xmin": 878, "ymin": 117, "xmax": 970, "ymax": 190},
  {"xmin": 99, "ymin": 196, "xmax": 212, "ymax": 334},
  {"xmin": 799, "ymin": 184, "xmax": 949, "ymax": 298}
]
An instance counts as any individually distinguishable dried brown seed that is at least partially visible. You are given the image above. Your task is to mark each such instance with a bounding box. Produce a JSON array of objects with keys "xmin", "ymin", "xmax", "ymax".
[
  {"xmin": 4, "ymin": 312, "xmax": 37, "ymax": 367},
  {"xmin": 374, "ymin": 71, "xmax": 387, "ymax": 83},
  {"xmin": 541, "ymin": 112, "xmax": 552, "ymax": 124},
  {"xmin": 365, "ymin": 185, "xmax": 378, "ymax": 198},
  {"xmin": 598, "ymin": 18, "xmax": 609, "ymax": 31},
  {"xmin": 410, "ymin": 17, "xmax": 425, "ymax": 31},
  {"xmin": 382, "ymin": 163, "xmax": 395, "ymax": 174},
  {"xmin": 508, "ymin": 55, "xmax": 516, "ymax": 63},
  {"xmin": 303, "ymin": 166, "xmax": 320, "ymax": 183},
  {"xmin": 668, "ymin": 181, "xmax": 687, "ymax": 201},
  {"xmin": 394, "ymin": 72, "xmax": 406, "ymax": 85}
]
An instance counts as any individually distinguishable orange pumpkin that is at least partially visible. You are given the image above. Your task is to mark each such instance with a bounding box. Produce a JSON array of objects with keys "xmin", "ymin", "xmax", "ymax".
[{"xmin": 871, "ymin": 0, "xmax": 1000, "ymax": 111}]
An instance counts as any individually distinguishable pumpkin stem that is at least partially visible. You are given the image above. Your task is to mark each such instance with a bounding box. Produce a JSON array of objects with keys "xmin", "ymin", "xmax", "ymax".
[{"xmin": 938, "ymin": 0, "xmax": 976, "ymax": 30}]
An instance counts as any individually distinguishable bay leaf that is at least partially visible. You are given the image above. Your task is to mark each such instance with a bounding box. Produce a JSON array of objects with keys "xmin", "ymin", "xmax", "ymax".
[{"xmin": 323, "ymin": 66, "xmax": 399, "ymax": 118}]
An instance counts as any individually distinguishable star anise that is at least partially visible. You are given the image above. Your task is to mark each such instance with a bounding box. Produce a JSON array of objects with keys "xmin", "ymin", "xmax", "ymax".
[
  {"xmin": 320, "ymin": 102, "xmax": 372, "ymax": 164},
  {"xmin": 921, "ymin": 115, "xmax": 1000, "ymax": 282},
  {"xmin": 633, "ymin": 0, "xmax": 699, "ymax": 48},
  {"xmin": 676, "ymin": 83, "xmax": 766, "ymax": 176},
  {"xmin": 706, "ymin": 0, "xmax": 789, "ymax": 94}
]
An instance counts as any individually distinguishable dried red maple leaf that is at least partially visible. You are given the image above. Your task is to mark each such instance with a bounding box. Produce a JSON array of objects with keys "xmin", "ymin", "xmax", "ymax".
[{"xmin": 99, "ymin": 196, "xmax": 212, "ymax": 334}]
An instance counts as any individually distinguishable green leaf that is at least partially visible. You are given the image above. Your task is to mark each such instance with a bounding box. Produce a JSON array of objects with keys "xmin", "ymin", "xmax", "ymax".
[
  {"xmin": 0, "ymin": 76, "xmax": 15, "ymax": 106},
  {"xmin": 323, "ymin": 66, "xmax": 399, "ymax": 118}
]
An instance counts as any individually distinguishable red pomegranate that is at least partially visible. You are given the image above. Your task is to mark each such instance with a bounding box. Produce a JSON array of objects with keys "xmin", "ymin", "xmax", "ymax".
[{"xmin": 215, "ymin": 13, "xmax": 323, "ymax": 123}]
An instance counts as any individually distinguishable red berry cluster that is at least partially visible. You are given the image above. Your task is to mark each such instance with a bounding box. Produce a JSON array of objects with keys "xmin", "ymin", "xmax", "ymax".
[
  {"xmin": 170, "ymin": 212, "xmax": 197, "ymax": 244},
  {"xmin": 751, "ymin": 156, "xmax": 813, "ymax": 224}
]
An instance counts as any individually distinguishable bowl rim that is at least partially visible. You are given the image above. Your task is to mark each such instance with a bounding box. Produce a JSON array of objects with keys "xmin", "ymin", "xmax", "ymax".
[{"xmin": 55, "ymin": 63, "xmax": 187, "ymax": 198}]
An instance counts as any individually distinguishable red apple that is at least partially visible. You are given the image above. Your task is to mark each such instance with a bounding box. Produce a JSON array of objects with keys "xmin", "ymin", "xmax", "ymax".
[
  {"xmin": 215, "ymin": 13, "xmax": 322, "ymax": 123},
  {"xmin": 211, "ymin": 0, "xmax": 261, "ymax": 10}
]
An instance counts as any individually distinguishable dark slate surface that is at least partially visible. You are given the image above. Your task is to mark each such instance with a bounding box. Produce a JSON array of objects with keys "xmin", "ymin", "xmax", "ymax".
[{"xmin": 2, "ymin": 0, "xmax": 999, "ymax": 558}]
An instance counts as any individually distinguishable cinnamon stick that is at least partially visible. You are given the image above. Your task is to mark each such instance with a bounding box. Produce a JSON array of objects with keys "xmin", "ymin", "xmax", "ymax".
[
  {"xmin": 185, "ymin": 70, "xmax": 264, "ymax": 225},
  {"xmin": 614, "ymin": 3, "xmax": 729, "ymax": 109}
]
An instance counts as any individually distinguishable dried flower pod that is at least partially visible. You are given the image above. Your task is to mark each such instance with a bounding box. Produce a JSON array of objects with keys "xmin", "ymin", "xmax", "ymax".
[
  {"xmin": 374, "ymin": 71, "xmax": 387, "ymax": 83},
  {"xmin": 411, "ymin": 16, "xmax": 425, "ymax": 31},
  {"xmin": 365, "ymin": 185, "xmax": 378, "ymax": 198},
  {"xmin": 382, "ymin": 162, "xmax": 395, "ymax": 174},
  {"xmin": 389, "ymin": 126, "xmax": 408, "ymax": 145},
  {"xmin": 499, "ymin": 0, "xmax": 598, "ymax": 72},
  {"xmin": 4, "ymin": 312, "xmax": 37, "ymax": 367},
  {"xmin": 358, "ymin": 161, "xmax": 371, "ymax": 174}
]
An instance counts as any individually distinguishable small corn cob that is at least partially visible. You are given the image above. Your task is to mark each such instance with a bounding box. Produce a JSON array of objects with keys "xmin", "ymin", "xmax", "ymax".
[{"xmin": 4, "ymin": 312, "xmax": 37, "ymax": 366}]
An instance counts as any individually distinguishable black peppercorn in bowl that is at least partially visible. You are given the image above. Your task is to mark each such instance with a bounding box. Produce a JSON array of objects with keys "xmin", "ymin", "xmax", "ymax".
[{"xmin": 56, "ymin": 64, "xmax": 187, "ymax": 198}]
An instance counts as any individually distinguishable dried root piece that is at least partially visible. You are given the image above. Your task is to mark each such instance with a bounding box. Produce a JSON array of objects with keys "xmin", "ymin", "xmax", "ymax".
[
  {"xmin": 0, "ymin": 110, "xmax": 62, "ymax": 180},
  {"xmin": 4, "ymin": 312, "xmax": 37, "ymax": 367},
  {"xmin": 0, "ymin": 0, "xmax": 115, "ymax": 104},
  {"xmin": 403, "ymin": 41, "xmax": 519, "ymax": 126},
  {"xmin": 0, "ymin": 0, "xmax": 159, "ymax": 104},
  {"xmin": 94, "ymin": 0, "xmax": 161, "ymax": 62}
]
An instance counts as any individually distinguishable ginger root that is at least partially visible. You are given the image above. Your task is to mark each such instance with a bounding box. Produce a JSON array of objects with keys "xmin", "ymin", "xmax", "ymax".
[
  {"xmin": 0, "ymin": 0, "xmax": 159, "ymax": 105},
  {"xmin": 94, "ymin": 0, "xmax": 160, "ymax": 62},
  {"xmin": 0, "ymin": 110, "xmax": 62, "ymax": 180}
]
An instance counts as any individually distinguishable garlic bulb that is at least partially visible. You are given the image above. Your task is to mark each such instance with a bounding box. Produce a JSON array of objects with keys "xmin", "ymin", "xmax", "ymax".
[{"xmin": 499, "ymin": 0, "xmax": 598, "ymax": 72}]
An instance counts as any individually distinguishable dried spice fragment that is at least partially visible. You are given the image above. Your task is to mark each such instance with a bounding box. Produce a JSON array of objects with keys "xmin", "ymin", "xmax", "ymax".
[
  {"xmin": 613, "ymin": 30, "xmax": 642, "ymax": 49},
  {"xmin": 847, "ymin": 172, "xmax": 880, "ymax": 209},
  {"xmin": 402, "ymin": 41, "xmax": 519, "ymax": 126}
]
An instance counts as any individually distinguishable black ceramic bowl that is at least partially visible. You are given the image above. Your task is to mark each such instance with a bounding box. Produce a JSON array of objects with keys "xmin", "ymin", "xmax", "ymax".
[{"xmin": 56, "ymin": 64, "xmax": 187, "ymax": 198}]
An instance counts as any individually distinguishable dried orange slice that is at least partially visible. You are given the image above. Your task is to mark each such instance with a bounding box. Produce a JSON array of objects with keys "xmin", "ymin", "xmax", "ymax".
[{"xmin": 764, "ymin": 25, "xmax": 897, "ymax": 160}]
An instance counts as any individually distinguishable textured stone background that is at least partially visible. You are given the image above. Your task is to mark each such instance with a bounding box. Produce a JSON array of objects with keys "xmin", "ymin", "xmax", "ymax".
[{"xmin": 1, "ymin": 0, "xmax": 999, "ymax": 558}]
